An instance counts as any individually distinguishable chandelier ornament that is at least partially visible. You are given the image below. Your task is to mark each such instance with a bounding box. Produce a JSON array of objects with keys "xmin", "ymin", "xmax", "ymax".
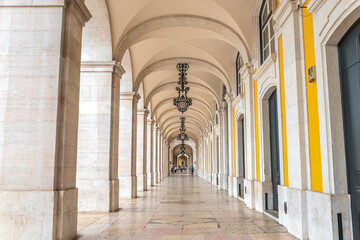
[
  {"xmin": 177, "ymin": 117, "xmax": 189, "ymax": 141},
  {"xmin": 173, "ymin": 63, "xmax": 192, "ymax": 113},
  {"xmin": 177, "ymin": 117, "xmax": 188, "ymax": 155}
]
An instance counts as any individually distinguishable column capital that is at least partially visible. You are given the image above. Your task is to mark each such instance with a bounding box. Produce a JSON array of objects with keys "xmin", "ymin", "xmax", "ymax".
[
  {"xmin": 244, "ymin": 62, "xmax": 254, "ymax": 76},
  {"xmin": 81, "ymin": 61, "xmax": 123, "ymax": 74},
  {"xmin": 224, "ymin": 93, "xmax": 233, "ymax": 104},
  {"xmin": 138, "ymin": 108, "xmax": 150, "ymax": 116},
  {"xmin": 120, "ymin": 92, "xmax": 141, "ymax": 102},
  {"xmin": 67, "ymin": 0, "xmax": 92, "ymax": 25},
  {"xmin": 218, "ymin": 108, "xmax": 227, "ymax": 116},
  {"xmin": 113, "ymin": 62, "xmax": 126, "ymax": 78}
]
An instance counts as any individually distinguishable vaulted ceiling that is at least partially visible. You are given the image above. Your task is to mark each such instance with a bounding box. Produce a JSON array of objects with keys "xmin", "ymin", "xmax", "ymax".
[{"xmin": 100, "ymin": 0, "xmax": 257, "ymax": 144}]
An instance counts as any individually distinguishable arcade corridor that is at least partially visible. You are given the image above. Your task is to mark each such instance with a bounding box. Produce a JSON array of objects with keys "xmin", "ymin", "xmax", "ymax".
[
  {"xmin": 77, "ymin": 175, "xmax": 297, "ymax": 240},
  {"xmin": 1, "ymin": 0, "xmax": 359, "ymax": 239}
]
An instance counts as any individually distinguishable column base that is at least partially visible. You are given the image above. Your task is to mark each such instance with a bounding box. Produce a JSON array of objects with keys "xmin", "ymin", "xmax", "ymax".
[
  {"xmin": 232, "ymin": 176, "xmax": 244, "ymax": 197},
  {"xmin": 131, "ymin": 176, "xmax": 137, "ymax": 198},
  {"xmin": 212, "ymin": 173, "xmax": 218, "ymax": 186},
  {"xmin": 254, "ymin": 180, "xmax": 273, "ymax": 212},
  {"xmin": 305, "ymin": 190, "xmax": 352, "ymax": 239},
  {"xmin": 244, "ymin": 178, "xmax": 255, "ymax": 209},
  {"xmin": 157, "ymin": 171, "xmax": 161, "ymax": 183},
  {"xmin": 228, "ymin": 176, "xmax": 233, "ymax": 196},
  {"xmin": 109, "ymin": 179, "xmax": 119, "ymax": 212},
  {"xmin": 143, "ymin": 174, "xmax": 147, "ymax": 191},
  {"xmin": 207, "ymin": 172, "xmax": 212, "ymax": 183},
  {"xmin": 150, "ymin": 172, "xmax": 155, "ymax": 186},
  {"xmin": 0, "ymin": 188, "xmax": 78, "ymax": 240},
  {"xmin": 220, "ymin": 174, "xmax": 228, "ymax": 190}
]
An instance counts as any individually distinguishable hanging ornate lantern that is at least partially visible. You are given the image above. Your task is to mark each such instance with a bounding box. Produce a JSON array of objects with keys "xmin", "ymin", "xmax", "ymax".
[
  {"xmin": 177, "ymin": 117, "xmax": 189, "ymax": 141},
  {"xmin": 173, "ymin": 63, "xmax": 192, "ymax": 113}
]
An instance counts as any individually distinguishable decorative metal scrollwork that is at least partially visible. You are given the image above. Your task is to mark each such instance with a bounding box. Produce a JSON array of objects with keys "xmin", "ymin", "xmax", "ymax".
[{"xmin": 176, "ymin": 117, "xmax": 188, "ymax": 155}]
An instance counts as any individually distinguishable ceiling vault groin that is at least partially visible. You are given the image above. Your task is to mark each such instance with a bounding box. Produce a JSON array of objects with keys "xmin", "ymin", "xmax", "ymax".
[{"xmin": 104, "ymin": 0, "xmax": 255, "ymax": 144}]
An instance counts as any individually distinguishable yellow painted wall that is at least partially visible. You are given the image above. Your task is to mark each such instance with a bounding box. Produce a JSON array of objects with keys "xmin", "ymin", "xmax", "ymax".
[
  {"xmin": 254, "ymin": 81, "xmax": 260, "ymax": 181},
  {"xmin": 302, "ymin": 0, "xmax": 323, "ymax": 192},
  {"xmin": 233, "ymin": 107, "xmax": 237, "ymax": 177},
  {"xmin": 278, "ymin": 35, "xmax": 289, "ymax": 186},
  {"xmin": 178, "ymin": 156, "xmax": 188, "ymax": 166}
]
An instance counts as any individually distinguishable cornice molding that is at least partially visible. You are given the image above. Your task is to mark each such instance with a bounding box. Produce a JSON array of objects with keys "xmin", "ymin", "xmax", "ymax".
[
  {"xmin": 253, "ymin": 53, "xmax": 277, "ymax": 81},
  {"xmin": 233, "ymin": 94, "xmax": 243, "ymax": 110},
  {"xmin": 307, "ymin": 0, "xmax": 326, "ymax": 13},
  {"xmin": 273, "ymin": 0, "xmax": 297, "ymax": 32}
]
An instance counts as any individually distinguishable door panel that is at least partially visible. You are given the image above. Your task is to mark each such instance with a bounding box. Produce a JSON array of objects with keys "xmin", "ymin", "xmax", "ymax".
[
  {"xmin": 339, "ymin": 20, "xmax": 360, "ymax": 240},
  {"xmin": 269, "ymin": 90, "xmax": 280, "ymax": 211}
]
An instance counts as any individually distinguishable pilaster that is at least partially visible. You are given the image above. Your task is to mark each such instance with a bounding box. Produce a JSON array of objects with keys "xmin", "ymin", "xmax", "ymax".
[
  {"xmin": 119, "ymin": 92, "xmax": 140, "ymax": 199},
  {"xmin": 225, "ymin": 93, "xmax": 235, "ymax": 196}
]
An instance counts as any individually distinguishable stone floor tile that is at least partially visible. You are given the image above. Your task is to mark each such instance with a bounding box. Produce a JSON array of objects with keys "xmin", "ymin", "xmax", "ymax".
[
  {"xmin": 77, "ymin": 176, "xmax": 298, "ymax": 240},
  {"xmin": 248, "ymin": 233, "xmax": 299, "ymax": 240}
]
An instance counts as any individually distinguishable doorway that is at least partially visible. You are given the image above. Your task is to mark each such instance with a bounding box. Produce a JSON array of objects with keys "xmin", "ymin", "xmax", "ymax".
[
  {"xmin": 237, "ymin": 116, "xmax": 245, "ymax": 198},
  {"xmin": 338, "ymin": 20, "xmax": 360, "ymax": 240},
  {"xmin": 268, "ymin": 90, "xmax": 280, "ymax": 211}
]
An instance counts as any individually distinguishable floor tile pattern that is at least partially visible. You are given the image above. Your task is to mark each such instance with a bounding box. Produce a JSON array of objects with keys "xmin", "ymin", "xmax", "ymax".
[{"xmin": 77, "ymin": 175, "xmax": 298, "ymax": 240}]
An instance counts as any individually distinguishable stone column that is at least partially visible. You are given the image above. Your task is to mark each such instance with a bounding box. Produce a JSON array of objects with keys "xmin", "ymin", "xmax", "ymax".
[
  {"xmin": 225, "ymin": 93, "xmax": 235, "ymax": 196},
  {"xmin": 155, "ymin": 127, "xmax": 159, "ymax": 183},
  {"xmin": 152, "ymin": 123, "xmax": 157, "ymax": 185},
  {"xmin": 147, "ymin": 119, "xmax": 154, "ymax": 187},
  {"xmin": 168, "ymin": 145, "xmax": 171, "ymax": 176},
  {"xmin": 136, "ymin": 109, "xmax": 149, "ymax": 191},
  {"xmin": 164, "ymin": 142, "xmax": 168, "ymax": 179},
  {"xmin": 159, "ymin": 133, "xmax": 163, "ymax": 181},
  {"xmin": 202, "ymin": 137, "xmax": 206, "ymax": 177},
  {"xmin": 219, "ymin": 107, "xmax": 229, "ymax": 190},
  {"xmin": 162, "ymin": 138, "xmax": 166, "ymax": 180},
  {"xmin": 109, "ymin": 64, "xmax": 124, "ymax": 211},
  {"xmin": 0, "ymin": 1, "xmax": 91, "ymax": 239},
  {"xmin": 77, "ymin": 62, "xmax": 124, "ymax": 213},
  {"xmin": 119, "ymin": 92, "xmax": 140, "ymax": 199},
  {"xmin": 157, "ymin": 130, "xmax": 162, "ymax": 182}
]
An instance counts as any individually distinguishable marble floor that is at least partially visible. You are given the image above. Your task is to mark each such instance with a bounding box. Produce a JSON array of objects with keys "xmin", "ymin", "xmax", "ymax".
[{"xmin": 77, "ymin": 175, "xmax": 298, "ymax": 240}]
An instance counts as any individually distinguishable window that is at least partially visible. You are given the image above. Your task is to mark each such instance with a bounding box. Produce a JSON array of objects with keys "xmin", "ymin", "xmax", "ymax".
[
  {"xmin": 236, "ymin": 52, "xmax": 242, "ymax": 95},
  {"xmin": 260, "ymin": 0, "xmax": 275, "ymax": 64}
]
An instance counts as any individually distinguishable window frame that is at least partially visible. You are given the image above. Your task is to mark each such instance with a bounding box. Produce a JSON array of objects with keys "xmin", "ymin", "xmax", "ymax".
[
  {"xmin": 259, "ymin": 0, "xmax": 275, "ymax": 64},
  {"xmin": 236, "ymin": 52, "xmax": 242, "ymax": 96}
]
